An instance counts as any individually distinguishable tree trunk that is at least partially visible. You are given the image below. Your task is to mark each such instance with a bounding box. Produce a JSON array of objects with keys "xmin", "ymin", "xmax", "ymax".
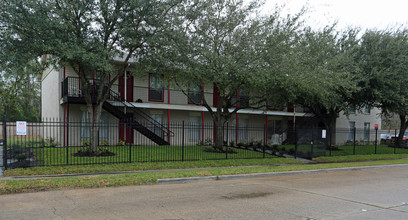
[
  {"xmin": 328, "ymin": 116, "xmax": 337, "ymax": 146},
  {"xmin": 214, "ymin": 119, "xmax": 224, "ymax": 151},
  {"xmin": 87, "ymin": 102, "xmax": 103, "ymax": 152},
  {"xmin": 396, "ymin": 115, "xmax": 407, "ymax": 148}
]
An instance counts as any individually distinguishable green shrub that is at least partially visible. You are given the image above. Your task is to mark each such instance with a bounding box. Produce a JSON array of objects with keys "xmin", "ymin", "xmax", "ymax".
[
  {"xmin": 100, "ymin": 140, "xmax": 109, "ymax": 146},
  {"xmin": 204, "ymin": 138, "xmax": 213, "ymax": 146},
  {"xmin": 82, "ymin": 139, "xmax": 90, "ymax": 147},
  {"xmin": 44, "ymin": 137, "xmax": 58, "ymax": 147},
  {"xmin": 116, "ymin": 140, "xmax": 126, "ymax": 146}
]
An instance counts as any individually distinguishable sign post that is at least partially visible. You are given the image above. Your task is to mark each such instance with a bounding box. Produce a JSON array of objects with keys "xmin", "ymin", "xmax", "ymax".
[{"xmin": 322, "ymin": 129, "xmax": 330, "ymax": 156}]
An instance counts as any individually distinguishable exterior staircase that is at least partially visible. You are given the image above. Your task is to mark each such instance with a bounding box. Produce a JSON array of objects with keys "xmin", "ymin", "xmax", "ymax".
[
  {"xmin": 61, "ymin": 77, "xmax": 172, "ymax": 145},
  {"xmin": 103, "ymin": 89, "xmax": 172, "ymax": 145}
]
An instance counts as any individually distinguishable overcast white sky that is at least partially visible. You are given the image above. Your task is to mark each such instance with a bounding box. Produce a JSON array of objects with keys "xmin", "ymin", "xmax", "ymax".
[{"xmin": 262, "ymin": 0, "xmax": 408, "ymax": 30}]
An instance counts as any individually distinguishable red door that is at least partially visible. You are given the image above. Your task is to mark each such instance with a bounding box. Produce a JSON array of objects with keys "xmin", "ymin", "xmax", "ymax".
[
  {"xmin": 119, "ymin": 74, "xmax": 134, "ymax": 102},
  {"xmin": 119, "ymin": 120, "xmax": 134, "ymax": 144},
  {"xmin": 118, "ymin": 73, "xmax": 134, "ymax": 144}
]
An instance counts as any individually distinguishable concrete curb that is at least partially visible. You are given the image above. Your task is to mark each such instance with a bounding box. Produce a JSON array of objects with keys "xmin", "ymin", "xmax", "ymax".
[{"xmin": 157, "ymin": 163, "xmax": 408, "ymax": 184}]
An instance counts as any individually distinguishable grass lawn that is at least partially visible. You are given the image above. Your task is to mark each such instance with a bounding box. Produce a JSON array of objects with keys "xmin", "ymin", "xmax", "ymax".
[
  {"xmin": 277, "ymin": 144, "xmax": 408, "ymax": 157},
  {"xmin": 1, "ymin": 159, "xmax": 408, "ymax": 195},
  {"xmin": 3, "ymin": 158, "xmax": 302, "ymax": 176},
  {"xmin": 327, "ymin": 145, "xmax": 408, "ymax": 156},
  {"xmin": 5, "ymin": 136, "xmax": 44, "ymax": 147},
  {"xmin": 26, "ymin": 145, "xmax": 275, "ymax": 166},
  {"xmin": 8, "ymin": 142, "xmax": 408, "ymax": 168},
  {"xmin": 313, "ymin": 154, "xmax": 408, "ymax": 163}
]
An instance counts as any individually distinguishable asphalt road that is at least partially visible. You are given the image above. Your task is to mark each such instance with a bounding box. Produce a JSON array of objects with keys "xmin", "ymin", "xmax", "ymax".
[{"xmin": 1, "ymin": 166, "xmax": 408, "ymax": 219}]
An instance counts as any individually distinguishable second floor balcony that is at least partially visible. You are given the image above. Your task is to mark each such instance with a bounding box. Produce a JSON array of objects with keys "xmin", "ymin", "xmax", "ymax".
[{"xmin": 60, "ymin": 77, "xmax": 310, "ymax": 114}]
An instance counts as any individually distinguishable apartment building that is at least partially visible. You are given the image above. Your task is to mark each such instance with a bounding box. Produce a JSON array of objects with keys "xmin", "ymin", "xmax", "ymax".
[{"xmin": 41, "ymin": 63, "xmax": 381, "ymax": 147}]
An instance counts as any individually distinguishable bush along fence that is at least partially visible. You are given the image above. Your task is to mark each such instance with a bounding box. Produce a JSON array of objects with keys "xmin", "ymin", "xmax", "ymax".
[{"xmin": 1, "ymin": 116, "xmax": 407, "ymax": 169}]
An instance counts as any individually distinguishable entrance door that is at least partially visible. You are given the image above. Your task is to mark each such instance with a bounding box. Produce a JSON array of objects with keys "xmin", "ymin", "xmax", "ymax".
[
  {"xmin": 119, "ymin": 116, "xmax": 134, "ymax": 144},
  {"xmin": 119, "ymin": 74, "xmax": 134, "ymax": 102}
]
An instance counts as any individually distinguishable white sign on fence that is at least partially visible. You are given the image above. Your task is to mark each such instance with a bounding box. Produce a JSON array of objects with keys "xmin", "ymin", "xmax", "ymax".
[
  {"xmin": 322, "ymin": 129, "xmax": 327, "ymax": 139},
  {"xmin": 16, "ymin": 121, "xmax": 27, "ymax": 136}
]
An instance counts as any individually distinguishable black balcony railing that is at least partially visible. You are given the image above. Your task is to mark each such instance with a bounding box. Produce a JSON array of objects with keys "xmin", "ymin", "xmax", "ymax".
[
  {"xmin": 61, "ymin": 77, "xmax": 110, "ymax": 99},
  {"xmin": 61, "ymin": 77, "xmax": 311, "ymax": 113}
]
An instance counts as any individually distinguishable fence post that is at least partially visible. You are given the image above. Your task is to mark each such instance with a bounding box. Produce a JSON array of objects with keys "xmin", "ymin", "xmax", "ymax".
[
  {"xmin": 129, "ymin": 119, "xmax": 132, "ymax": 163},
  {"xmin": 226, "ymin": 122, "xmax": 229, "ymax": 147},
  {"xmin": 311, "ymin": 129, "xmax": 314, "ymax": 158},
  {"xmin": 225, "ymin": 123, "xmax": 228, "ymax": 160},
  {"xmin": 394, "ymin": 129, "xmax": 397, "ymax": 154},
  {"xmin": 329, "ymin": 128, "xmax": 332, "ymax": 156},
  {"xmin": 374, "ymin": 128, "xmax": 378, "ymax": 154},
  {"xmin": 294, "ymin": 125, "xmax": 297, "ymax": 159},
  {"xmin": 353, "ymin": 127, "xmax": 356, "ymax": 155},
  {"xmin": 66, "ymin": 107, "xmax": 70, "ymax": 166},
  {"xmin": 3, "ymin": 115, "xmax": 7, "ymax": 169},
  {"xmin": 311, "ymin": 139, "xmax": 314, "ymax": 159},
  {"xmin": 263, "ymin": 124, "xmax": 266, "ymax": 158},
  {"xmin": 182, "ymin": 121, "xmax": 185, "ymax": 162}
]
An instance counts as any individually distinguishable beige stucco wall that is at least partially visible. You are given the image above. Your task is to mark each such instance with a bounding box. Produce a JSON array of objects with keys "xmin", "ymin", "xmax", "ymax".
[
  {"xmin": 41, "ymin": 67, "xmax": 63, "ymax": 119},
  {"xmin": 62, "ymin": 104, "xmax": 120, "ymax": 146},
  {"xmin": 335, "ymin": 107, "xmax": 382, "ymax": 144}
]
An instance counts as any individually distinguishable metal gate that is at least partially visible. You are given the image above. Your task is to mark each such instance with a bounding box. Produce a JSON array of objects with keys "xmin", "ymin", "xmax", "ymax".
[{"xmin": 295, "ymin": 128, "xmax": 328, "ymax": 159}]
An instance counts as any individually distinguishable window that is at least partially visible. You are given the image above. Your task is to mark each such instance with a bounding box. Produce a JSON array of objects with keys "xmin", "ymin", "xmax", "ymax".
[
  {"xmin": 149, "ymin": 74, "xmax": 164, "ymax": 102},
  {"xmin": 231, "ymin": 118, "xmax": 248, "ymax": 141},
  {"xmin": 231, "ymin": 89, "xmax": 249, "ymax": 107},
  {"xmin": 99, "ymin": 113, "xmax": 109, "ymax": 140},
  {"xmin": 189, "ymin": 116, "xmax": 201, "ymax": 140},
  {"xmin": 188, "ymin": 83, "xmax": 201, "ymax": 104},
  {"xmin": 364, "ymin": 122, "xmax": 370, "ymax": 141},
  {"xmin": 80, "ymin": 111, "xmax": 109, "ymax": 140},
  {"xmin": 238, "ymin": 118, "xmax": 248, "ymax": 140},
  {"xmin": 238, "ymin": 89, "xmax": 249, "ymax": 108},
  {"xmin": 348, "ymin": 121, "xmax": 355, "ymax": 141},
  {"xmin": 80, "ymin": 111, "xmax": 90, "ymax": 139},
  {"xmin": 349, "ymin": 106, "xmax": 356, "ymax": 114},
  {"xmin": 364, "ymin": 105, "xmax": 371, "ymax": 114},
  {"xmin": 150, "ymin": 114, "xmax": 164, "ymax": 138}
]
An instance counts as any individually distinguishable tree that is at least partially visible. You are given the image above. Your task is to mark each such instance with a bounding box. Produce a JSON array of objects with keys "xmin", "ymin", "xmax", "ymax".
[
  {"xmin": 0, "ymin": 0, "xmax": 178, "ymax": 151},
  {"xmin": 288, "ymin": 26, "xmax": 360, "ymax": 142},
  {"xmin": 0, "ymin": 61, "xmax": 41, "ymax": 121},
  {"xmin": 152, "ymin": 0, "xmax": 302, "ymax": 150},
  {"xmin": 356, "ymin": 29, "xmax": 408, "ymax": 147}
]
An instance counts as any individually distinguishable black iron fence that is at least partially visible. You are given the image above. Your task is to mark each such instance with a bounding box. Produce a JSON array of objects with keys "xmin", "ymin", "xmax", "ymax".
[{"xmin": 1, "ymin": 116, "xmax": 407, "ymax": 169}]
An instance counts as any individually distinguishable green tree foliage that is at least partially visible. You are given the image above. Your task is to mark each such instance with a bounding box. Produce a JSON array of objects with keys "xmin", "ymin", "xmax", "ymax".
[
  {"xmin": 153, "ymin": 0, "xmax": 303, "ymax": 149},
  {"xmin": 288, "ymin": 26, "xmax": 360, "ymax": 136},
  {"xmin": 357, "ymin": 29, "xmax": 408, "ymax": 147},
  {"xmin": 0, "ymin": 61, "xmax": 41, "ymax": 121},
  {"xmin": 0, "ymin": 0, "xmax": 178, "ymax": 150}
]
